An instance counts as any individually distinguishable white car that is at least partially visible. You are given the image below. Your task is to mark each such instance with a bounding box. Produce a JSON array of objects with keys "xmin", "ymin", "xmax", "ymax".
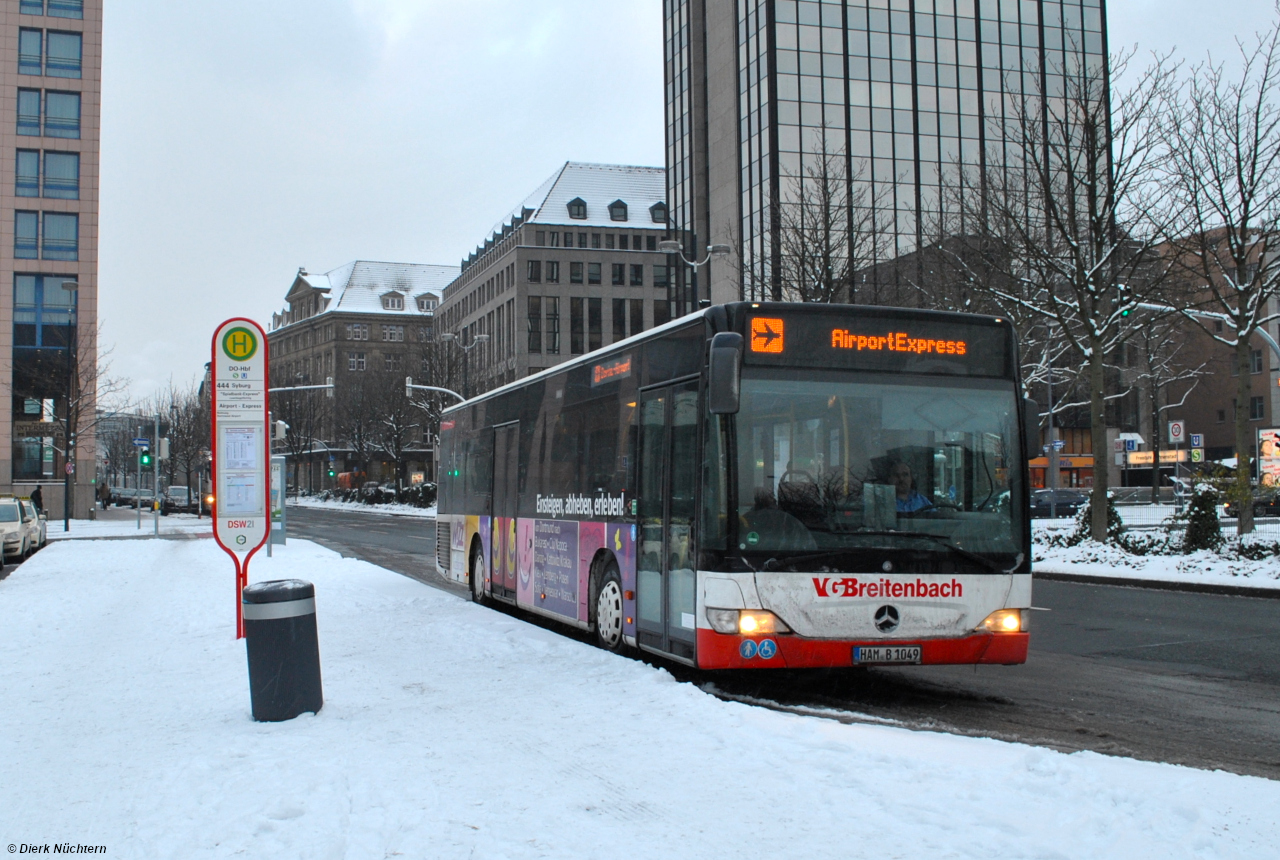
[
  {"xmin": 0, "ymin": 499, "xmax": 34, "ymax": 560},
  {"xmin": 20, "ymin": 499, "xmax": 46, "ymax": 550}
]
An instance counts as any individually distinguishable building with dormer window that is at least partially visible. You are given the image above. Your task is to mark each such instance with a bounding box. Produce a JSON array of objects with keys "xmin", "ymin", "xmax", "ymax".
[{"xmin": 267, "ymin": 259, "xmax": 457, "ymax": 490}]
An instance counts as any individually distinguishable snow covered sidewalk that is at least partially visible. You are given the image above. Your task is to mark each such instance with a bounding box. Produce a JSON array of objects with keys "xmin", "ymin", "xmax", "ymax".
[
  {"xmin": 288, "ymin": 496, "xmax": 436, "ymax": 518},
  {"xmin": 45, "ymin": 511, "xmax": 211, "ymax": 541},
  {"xmin": 1, "ymin": 539, "xmax": 1276, "ymax": 858},
  {"xmin": 1035, "ymin": 541, "xmax": 1280, "ymax": 592}
]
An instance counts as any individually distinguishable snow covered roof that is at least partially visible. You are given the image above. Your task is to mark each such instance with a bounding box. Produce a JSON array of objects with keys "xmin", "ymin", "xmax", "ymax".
[
  {"xmin": 278, "ymin": 261, "xmax": 458, "ymax": 327},
  {"xmin": 460, "ymin": 162, "xmax": 667, "ymax": 272}
]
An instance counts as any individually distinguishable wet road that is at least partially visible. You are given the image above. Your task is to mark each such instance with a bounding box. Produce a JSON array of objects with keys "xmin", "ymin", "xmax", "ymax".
[{"xmin": 288, "ymin": 504, "xmax": 1280, "ymax": 779}]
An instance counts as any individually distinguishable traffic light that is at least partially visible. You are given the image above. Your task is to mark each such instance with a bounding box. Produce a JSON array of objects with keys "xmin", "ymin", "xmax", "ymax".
[
  {"xmin": 327, "ymin": 467, "xmax": 336, "ymax": 478},
  {"xmin": 139, "ymin": 447, "xmax": 152, "ymax": 466}
]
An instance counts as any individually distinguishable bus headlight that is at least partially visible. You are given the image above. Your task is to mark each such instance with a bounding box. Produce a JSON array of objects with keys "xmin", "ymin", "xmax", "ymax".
[
  {"xmin": 706, "ymin": 609, "xmax": 792, "ymax": 636},
  {"xmin": 977, "ymin": 609, "xmax": 1026, "ymax": 633}
]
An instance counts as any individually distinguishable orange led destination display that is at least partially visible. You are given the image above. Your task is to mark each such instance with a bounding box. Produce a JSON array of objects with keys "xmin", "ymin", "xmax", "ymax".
[
  {"xmin": 592, "ymin": 354, "xmax": 632, "ymax": 386},
  {"xmin": 831, "ymin": 328, "xmax": 968, "ymax": 356},
  {"xmin": 750, "ymin": 317, "xmax": 785, "ymax": 353}
]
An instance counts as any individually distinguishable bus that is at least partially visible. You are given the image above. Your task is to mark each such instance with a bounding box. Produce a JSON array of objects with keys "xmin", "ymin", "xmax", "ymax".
[{"xmin": 436, "ymin": 302, "xmax": 1036, "ymax": 669}]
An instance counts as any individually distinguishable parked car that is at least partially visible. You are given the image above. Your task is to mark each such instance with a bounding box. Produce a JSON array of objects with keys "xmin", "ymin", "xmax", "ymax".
[
  {"xmin": 162, "ymin": 486, "xmax": 199, "ymax": 515},
  {"xmin": 0, "ymin": 498, "xmax": 35, "ymax": 560},
  {"xmin": 1225, "ymin": 491, "xmax": 1280, "ymax": 519},
  {"xmin": 20, "ymin": 499, "xmax": 46, "ymax": 550},
  {"xmin": 1028, "ymin": 488, "xmax": 1089, "ymax": 518}
]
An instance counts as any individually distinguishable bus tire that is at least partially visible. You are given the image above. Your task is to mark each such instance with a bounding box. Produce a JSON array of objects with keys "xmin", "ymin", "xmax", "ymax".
[
  {"xmin": 469, "ymin": 543, "xmax": 488, "ymax": 606},
  {"xmin": 594, "ymin": 562, "xmax": 625, "ymax": 653}
]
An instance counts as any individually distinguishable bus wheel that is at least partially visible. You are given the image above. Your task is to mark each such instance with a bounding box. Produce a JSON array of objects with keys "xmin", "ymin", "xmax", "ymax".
[
  {"xmin": 469, "ymin": 545, "xmax": 488, "ymax": 606},
  {"xmin": 594, "ymin": 564, "xmax": 625, "ymax": 652}
]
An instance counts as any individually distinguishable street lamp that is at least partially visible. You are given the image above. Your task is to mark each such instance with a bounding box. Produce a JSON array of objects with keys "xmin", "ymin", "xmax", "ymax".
[
  {"xmin": 439, "ymin": 331, "xmax": 489, "ymax": 399},
  {"xmin": 62, "ymin": 280, "xmax": 78, "ymax": 532},
  {"xmin": 658, "ymin": 241, "xmax": 731, "ymax": 311}
]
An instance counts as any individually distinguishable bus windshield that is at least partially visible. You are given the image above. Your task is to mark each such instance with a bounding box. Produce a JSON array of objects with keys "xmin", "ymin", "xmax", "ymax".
[{"xmin": 731, "ymin": 370, "xmax": 1022, "ymax": 564}]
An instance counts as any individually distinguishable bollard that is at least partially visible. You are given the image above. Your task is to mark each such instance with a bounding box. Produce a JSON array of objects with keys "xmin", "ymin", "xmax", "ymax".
[{"xmin": 242, "ymin": 579, "xmax": 323, "ymax": 722}]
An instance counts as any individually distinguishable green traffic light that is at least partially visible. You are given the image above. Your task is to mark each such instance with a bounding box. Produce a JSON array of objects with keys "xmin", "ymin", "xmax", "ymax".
[{"xmin": 140, "ymin": 450, "xmax": 152, "ymax": 466}]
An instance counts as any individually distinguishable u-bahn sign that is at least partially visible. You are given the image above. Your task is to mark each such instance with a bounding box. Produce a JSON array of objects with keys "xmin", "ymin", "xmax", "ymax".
[{"xmin": 211, "ymin": 318, "xmax": 271, "ymax": 638}]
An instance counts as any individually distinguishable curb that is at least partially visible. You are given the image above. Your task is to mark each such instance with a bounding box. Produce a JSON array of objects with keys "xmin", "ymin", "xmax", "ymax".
[{"xmin": 1033, "ymin": 570, "xmax": 1280, "ymax": 600}]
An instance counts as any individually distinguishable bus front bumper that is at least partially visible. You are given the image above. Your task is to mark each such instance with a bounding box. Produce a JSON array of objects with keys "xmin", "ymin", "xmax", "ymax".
[{"xmin": 696, "ymin": 628, "xmax": 1029, "ymax": 669}]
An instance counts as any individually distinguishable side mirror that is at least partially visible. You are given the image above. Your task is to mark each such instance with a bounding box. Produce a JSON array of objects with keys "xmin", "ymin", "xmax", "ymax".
[
  {"xmin": 708, "ymin": 332, "xmax": 743, "ymax": 415},
  {"xmin": 1023, "ymin": 398, "xmax": 1041, "ymax": 462}
]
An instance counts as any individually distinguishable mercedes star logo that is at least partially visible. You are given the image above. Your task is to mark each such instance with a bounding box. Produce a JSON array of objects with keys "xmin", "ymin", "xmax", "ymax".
[{"xmin": 874, "ymin": 605, "xmax": 900, "ymax": 633}]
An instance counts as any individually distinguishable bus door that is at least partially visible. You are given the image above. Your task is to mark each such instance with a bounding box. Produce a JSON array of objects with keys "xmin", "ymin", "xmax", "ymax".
[
  {"xmin": 491, "ymin": 421, "xmax": 519, "ymax": 597},
  {"xmin": 635, "ymin": 381, "xmax": 699, "ymax": 661}
]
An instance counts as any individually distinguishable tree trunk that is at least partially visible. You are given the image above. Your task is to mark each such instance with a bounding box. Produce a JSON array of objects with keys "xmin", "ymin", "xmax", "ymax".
[
  {"xmin": 1089, "ymin": 340, "xmax": 1110, "ymax": 541},
  {"xmin": 1235, "ymin": 339, "xmax": 1255, "ymax": 535}
]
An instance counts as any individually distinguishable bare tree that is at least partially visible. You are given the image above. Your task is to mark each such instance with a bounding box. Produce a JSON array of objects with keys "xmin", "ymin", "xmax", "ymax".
[
  {"xmin": 1162, "ymin": 12, "xmax": 1280, "ymax": 533},
  {"xmin": 933, "ymin": 48, "xmax": 1179, "ymax": 540},
  {"xmin": 1130, "ymin": 313, "xmax": 1208, "ymax": 502}
]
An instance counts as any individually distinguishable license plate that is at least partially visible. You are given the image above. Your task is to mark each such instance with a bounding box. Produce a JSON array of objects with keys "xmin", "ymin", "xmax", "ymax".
[{"xmin": 853, "ymin": 645, "xmax": 922, "ymax": 664}]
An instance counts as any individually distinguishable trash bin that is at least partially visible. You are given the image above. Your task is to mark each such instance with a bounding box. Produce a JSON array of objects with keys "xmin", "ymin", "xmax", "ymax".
[{"xmin": 242, "ymin": 579, "xmax": 323, "ymax": 722}]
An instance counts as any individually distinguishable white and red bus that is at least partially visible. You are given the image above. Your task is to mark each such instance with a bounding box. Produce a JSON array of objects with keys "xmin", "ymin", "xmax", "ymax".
[{"xmin": 436, "ymin": 302, "xmax": 1035, "ymax": 669}]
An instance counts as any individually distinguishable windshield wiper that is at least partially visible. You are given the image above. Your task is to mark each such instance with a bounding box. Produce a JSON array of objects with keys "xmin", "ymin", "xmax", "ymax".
[{"xmin": 761, "ymin": 531, "xmax": 1005, "ymax": 574}]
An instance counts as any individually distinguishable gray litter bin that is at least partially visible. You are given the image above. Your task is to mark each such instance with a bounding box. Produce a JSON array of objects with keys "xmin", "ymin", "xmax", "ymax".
[{"xmin": 242, "ymin": 579, "xmax": 323, "ymax": 722}]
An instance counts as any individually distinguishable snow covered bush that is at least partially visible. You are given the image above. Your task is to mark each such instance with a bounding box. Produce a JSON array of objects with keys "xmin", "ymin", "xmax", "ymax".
[
  {"xmin": 1180, "ymin": 484, "xmax": 1222, "ymax": 553},
  {"xmin": 1067, "ymin": 492, "xmax": 1125, "ymax": 547}
]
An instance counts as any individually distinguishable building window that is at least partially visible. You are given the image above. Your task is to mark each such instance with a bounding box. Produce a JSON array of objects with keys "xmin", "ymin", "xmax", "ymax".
[
  {"xmin": 578, "ymin": 233, "xmax": 587, "ymax": 248},
  {"xmin": 345, "ymin": 323, "xmax": 369, "ymax": 340},
  {"xmin": 17, "ymin": 89, "xmax": 41, "ymax": 135},
  {"xmin": 570, "ymin": 297, "xmax": 584, "ymax": 355},
  {"xmin": 605, "ymin": 233, "xmax": 615, "ymax": 249},
  {"xmin": 654, "ymin": 265, "xmax": 670, "ymax": 289},
  {"xmin": 588, "ymin": 298, "xmax": 602, "ymax": 352},
  {"xmin": 348, "ymin": 352, "xmax": 366, "ymax": 371},
  {"xmin": 1214, "ymin": 319, "xmax": 1224, "ymax": 333},
  {"xmin": 381, "ymin": 325, "xmax": 404, "ymax": 342},
  {"xmin": 13, "ymin": 274, "xmax": 75, "ymax": 349},
  {"xmin": 384, "ymin": 354, "xmax": 402, "ymax": 371},
  {"xmin": 19, "ymin": 29, "xmax": 43, "ymax": 75},
  {"xmin": 612, "ymin": 263, "xmax": 625, "ymax": 286},
  {"xmin": 646, "ymin": 235, "xmax": 657, "ymax": 251},
  {"xmin": 618, "ymin": 234, "xmax": 629, "ymax": 251},
  {"xmin": 382, "ymin": 294, "xmax": 404, "ymax": 310},
  {"xmin": 630, "ymin": 264, "xmax": 644, "ymax": 286},
  {"xmin": 545, "ymin": 261, "xmax": 560, "ymax": 283},
  {"xmin": 42, "ymin": 151, "xmax": 77, "ymax": 199},
  {"xmin": 41, "ymin": 212, "xmax": 76, "ymax": 260},
  {"xmin": 1252, "ymin": 349, "xmax": 1264, "ymax": 374},
  {"xmin": 16, "ymin": 151, "xmax": 40, "ymax": 197},
  {"xmin": 47, "ymin": 0, "xmax": 83, "ymax": 19},
  {"xmin": 546, "ymin": 296, "xmax": 560, "ymax": 354},
  {"xmin": 527, "ymin": 296, "xmax": 542, "ymax": 353},
  {"xmin": 45, "ymin": 31, "xmax": 81, "ymax": 78},
  {"xmin": 654, "ymin": 299, "xmax": 671, "ymax": 327},
  {"xmin": 547, "ymin": 231, "xmax": 559, "ymax": 247},
  {"xmin": 567, "ymin": 197, "xmax": 587, "ymax": 219},
  {"xmin": 1217, "ymin": 409, "xmax": 1227, "ymax": 423},
  {"xmin": 650, "ymin": 201, "xmax": 667, "ymax": 224},
  {"xmin": 20, "ymin": 0, "xmax": 43, "ymax": 14},
  {"xmin": 527, "ymin": 260, "xmax": 542, "ymax": 283},
  {"xmin": 613, "ymin": 298, "xmax": 626, "ymax": 343},
  {"xmin": 1252, "ymin": 396, "xmax": 1266, "ymax": 421},
  {"xmin": 14, "ymin": 211, "xmax": 38, "ymax": 259},
  {"xmin": 630, "ymin": 298, "xmax": 644, "ymax": 336},
  {"xmin": 417, "ymin": 295, "xmax": 436, "ymax": 312},
  {"xmin": 588, "ymin": 263, "xmax": 602, "ymax": 285},
  {"xmin": 570, "ymin": 262, "xmax": 583, "ymax": 284},
  {"xmin": 608, "ymin": 199, "xmax": 628, "ymax": 222},
  {"xmin": 44, "ymin": 91, "xmax": 79, "ymax": 138},
  {"xmin": 591, "ymin": 233, "xmax": 601, "ymax": 249},
  {"xmin": 535, "ymin": 231, "xmax": 545, "ymax": 246}
]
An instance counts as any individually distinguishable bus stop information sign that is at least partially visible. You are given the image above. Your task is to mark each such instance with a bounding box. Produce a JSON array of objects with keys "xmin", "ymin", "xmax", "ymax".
[{"xmin": 211, "ymin": 318, "xmax": 270, "ymax": 639}]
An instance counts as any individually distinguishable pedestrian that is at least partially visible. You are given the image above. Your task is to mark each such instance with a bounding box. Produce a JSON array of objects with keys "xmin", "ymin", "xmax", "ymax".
[
  {"xmin": 98, "ymin": 481, "xmax": 110, "ymax": 510},
  {"xmin": 29, "ymin": 484, "xmax": 43, "ymax": 514}
]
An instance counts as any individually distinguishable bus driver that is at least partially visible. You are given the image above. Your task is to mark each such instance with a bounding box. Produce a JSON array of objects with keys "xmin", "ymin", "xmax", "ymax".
[{"xmin": 889, "ymin": 460, "xmax": 934, "ymax": 514}]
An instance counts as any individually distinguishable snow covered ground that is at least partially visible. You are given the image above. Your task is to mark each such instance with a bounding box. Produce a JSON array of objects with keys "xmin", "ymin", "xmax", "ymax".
[
  {"xmin": 1034, "ymin": 540, "xmax": 1280, "ymax": 590},
  {"xmin": 1, "ymin": 538, "xmax": 1276, "ymax": 858},
  {"xmin": 288, "ymin": 495, "xmax": 436, "ymax": 518},
  {"xmin": 45, "ymin": 511, "xmax": 211, "ymax": 541}
]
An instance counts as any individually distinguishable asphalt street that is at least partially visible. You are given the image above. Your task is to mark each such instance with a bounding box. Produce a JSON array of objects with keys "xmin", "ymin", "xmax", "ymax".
[{"xmin": 287, "ymin": 504, "xmax": 1280, "ymax": 779}]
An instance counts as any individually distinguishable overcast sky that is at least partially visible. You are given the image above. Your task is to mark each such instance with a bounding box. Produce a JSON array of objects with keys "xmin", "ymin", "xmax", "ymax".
[{"xmin": 99, "ymin": 0, "xmax": 1279, "ymax": 400}]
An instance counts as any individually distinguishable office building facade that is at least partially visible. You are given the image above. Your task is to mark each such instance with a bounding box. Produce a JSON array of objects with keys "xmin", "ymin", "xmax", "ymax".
[
  {"xmin": 665, "ymin": 0, "xmax": 1107, "ymax": 304},
  {"xmin": 437, "ymin": 162, "xmax": 671, "ymax": 394},
  {"xmin": 1, "ymin": 0, "xmax": 100, "ymax": 515}
]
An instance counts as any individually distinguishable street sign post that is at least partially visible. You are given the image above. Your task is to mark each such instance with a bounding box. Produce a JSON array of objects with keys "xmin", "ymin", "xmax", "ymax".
[
  {"xmin": 1190, "ymin": 433, "xmax": 1204, "ymax": 449},
  {"xmin": 1168, "ymin": 420, "xmax": 1186, "ymax": 445},
  {"xmin": 211, "ymin": 318, "xmax": 271, "ymax": 639}
]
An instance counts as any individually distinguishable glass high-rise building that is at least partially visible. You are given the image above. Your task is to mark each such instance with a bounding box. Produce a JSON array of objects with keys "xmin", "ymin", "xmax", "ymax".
[{"xmin": 664, "ymin": 0, "xmax": 1107, "ymax": 305}]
